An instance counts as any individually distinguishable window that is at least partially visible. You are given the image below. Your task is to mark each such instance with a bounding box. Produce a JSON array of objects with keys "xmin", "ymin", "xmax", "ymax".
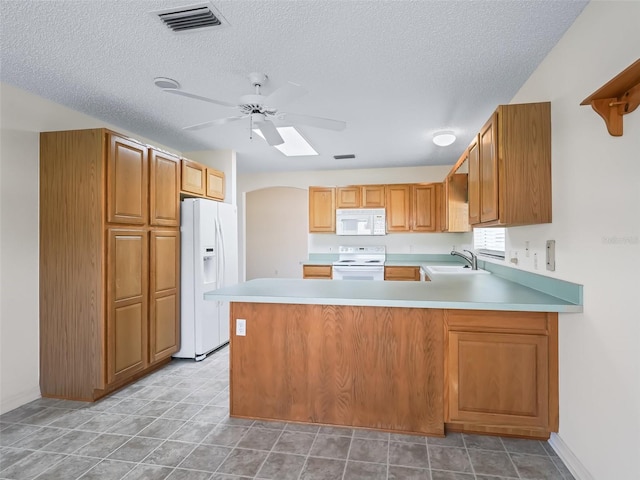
[{"xmin": 473, "ymin": 227, "xmax": 506, "ymax": 259}]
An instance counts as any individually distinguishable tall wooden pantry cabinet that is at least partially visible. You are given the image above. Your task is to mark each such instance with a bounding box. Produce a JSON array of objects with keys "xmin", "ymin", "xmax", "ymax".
[{"xmin": 40, "ymin": 129, "xmax": 180, "ymax": 401}]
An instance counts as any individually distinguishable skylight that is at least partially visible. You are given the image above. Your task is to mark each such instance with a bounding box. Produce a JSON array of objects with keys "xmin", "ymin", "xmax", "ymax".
[{"xmin": 253, "ymin": 127, "xmax": 318, "ymax": 156}]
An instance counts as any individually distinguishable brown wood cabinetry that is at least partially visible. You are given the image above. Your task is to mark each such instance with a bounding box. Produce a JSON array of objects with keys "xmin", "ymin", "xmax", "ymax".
[
  {"xmin": 180, "ymin": 158, "xmax": 225, "ymax": 201},
  {"xmin": 336, "ymin": 186, "xmax": 360, "ymax": 208},
  {"xmin": 386, "ymin": 184, "xmax": 411, "ymax": 231},
  {"xmin": 231, "ymin": 303, "xmax": 444, "ymax": 435},
  {"xmin": 206, "ymin": 168, "xmax": 225, "ymax": 200},
  {"xmin": 302, "ymin": 265, "xmax": 333, "ymax": 279},
  {"xmin": 336, "ymin": 185, "xmax": 386, "ymax": 208},
  {"xmin": 309, "ymin": 187, "xmax": 336, "ymax": 232},
  {"xmin": 361, "ymin": 185, "xmax": 386, "ymax": 207},
  {"xmin": 412, "ymin": 184, "xmax": 437, "ymax": 232},
  {"xmin": 384, "ymin": 266, "xmax": 420, "ymax": 281},
  {"xmin": 468, "ymin": 102, "xmax": 551, "ymax": 227},
  {"xmin": 150, "ymin": 150, "xmax": 180, "ymax": 227},
  {"xmin": 444, "ymin": 310, "xmax": 558, "ymax": 438},
  {"xmin": 40, "ymin": 129, "xmax": 180, "ymax": 401}
]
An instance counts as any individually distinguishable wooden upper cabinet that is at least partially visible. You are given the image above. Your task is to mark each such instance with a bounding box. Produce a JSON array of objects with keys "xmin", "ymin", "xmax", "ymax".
[
  {"xmin": 479, "ymin": 113, "xmax": 499, "ymax": 223},
  {"xmin": 180, "ymin": 159, "xmax": 206, "ymax": 196},
  {"xmin": 150, "ymin": 150, "xmax": 180, "ymax": 227},
  {"xmin": 149, "ymin": 230, "xmax": 180, "ymax": 364},
  {"xmin": 107, "ymin": 228, "xmax": 149, "ymax": 385},
  {"xmin": 309, "ymin": 187, "xmax": 336, "ymax": 232},
  {"xmin": 436, "ymin": 183, "xmax": 445, "ymax": 232},
  {"xmin": 386, "ymin": 184, "xmax": 411, "ymax": 232},
  {"xmin": 468, "ymin": 138, "xmax": 480, "ymax": 225},
  {"xmin": 361, "ymin": 185, "xmax": 386, "ymax": 207},
  {"xmin": 412, "ymin": 184, "xmax": 437, "ymax": 232},
  {"xmin": 107, "ymin": 135, "xmax": 148, "ymax": 225},
  {"xmin": 468, "ymin": 102, "xmax": 551, "ymax": 227},
  {"xmin": 206, "ymin": 168, "xmax": 225, "ymax": 200},
  {"xmin": 336, "ymin": 186, "xmax": 361, "ymax": 208}
]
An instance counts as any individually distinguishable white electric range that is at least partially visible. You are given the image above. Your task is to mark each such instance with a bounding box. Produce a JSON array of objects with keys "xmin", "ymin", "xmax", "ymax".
[{"xmin": 332, "ymin": 246, "xmax": 386, "ymax": 281}]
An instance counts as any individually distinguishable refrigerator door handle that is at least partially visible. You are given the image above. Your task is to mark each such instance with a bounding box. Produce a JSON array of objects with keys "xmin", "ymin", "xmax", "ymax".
[{"xmin": 216, "ymin": 219, "xmax": 226, "ymax": 288}]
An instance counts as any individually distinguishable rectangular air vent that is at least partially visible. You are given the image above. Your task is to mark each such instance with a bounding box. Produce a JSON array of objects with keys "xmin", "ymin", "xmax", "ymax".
[
  {"xmin": 153, "ymin": 2, "xmax": 229, "ymax": 33},
  {"xmin": 334, "ymin": 154, "xmax": 356, "ymax": 160}
]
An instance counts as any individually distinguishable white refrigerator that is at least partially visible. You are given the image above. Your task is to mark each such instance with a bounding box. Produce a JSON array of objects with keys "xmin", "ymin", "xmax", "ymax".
[{"xmin": 174, "ymin": 198, "xmax": 238, "ymax": 360}]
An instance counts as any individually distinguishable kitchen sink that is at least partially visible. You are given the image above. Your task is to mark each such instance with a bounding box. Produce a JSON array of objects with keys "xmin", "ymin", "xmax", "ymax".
[{"xmin": 425, "ymin": 265, "xmax": 490, "ymax": 275}]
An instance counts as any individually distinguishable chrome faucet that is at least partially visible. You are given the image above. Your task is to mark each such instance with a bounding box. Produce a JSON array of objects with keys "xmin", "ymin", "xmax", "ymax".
[{"xmin": 450, "ymin": 249, "xmax": 478, "ymax": 270}]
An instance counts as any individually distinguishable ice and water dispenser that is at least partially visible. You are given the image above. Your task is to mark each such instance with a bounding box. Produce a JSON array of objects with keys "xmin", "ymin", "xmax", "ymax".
[{"xmin": 202, "ymin": 246, "xmax": 216, "ymax": 284}]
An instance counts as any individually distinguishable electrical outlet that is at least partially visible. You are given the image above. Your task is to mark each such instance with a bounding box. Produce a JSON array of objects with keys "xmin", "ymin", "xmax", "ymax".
[
  {"xmin": 546, "ymin": 240, "xmax": 556, "ymax": 271},
  {"xmin": 236, "ymin": 319, "xmax": 246, "ymax": 336},
  {"xmin": 525, "ymin": 241, "xmax": 530, "ymax": 257},
  {"xmin": 534, "ymin": 252, "xmax": 538, "ymax": 269}
]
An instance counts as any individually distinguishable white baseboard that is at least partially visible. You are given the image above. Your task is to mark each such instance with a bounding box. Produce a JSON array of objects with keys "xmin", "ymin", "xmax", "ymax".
[
  {"xmin": 548, "ymin": 433, "xmax": 595, "ymax": 480},
  {"xmin": 0, "ymin": 386, "xmax": 41, "ymax": 415}
]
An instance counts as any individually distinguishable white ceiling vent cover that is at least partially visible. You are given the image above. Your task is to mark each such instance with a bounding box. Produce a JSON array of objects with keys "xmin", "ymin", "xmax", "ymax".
[{"xmin": 153, "ymin": 2, "xmax": 229, "ymax": 33}]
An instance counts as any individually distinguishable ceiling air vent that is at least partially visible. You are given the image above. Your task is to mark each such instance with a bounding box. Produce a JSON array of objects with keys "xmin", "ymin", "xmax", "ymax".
[
  {"xmin": 334, "ymin": 154, "xmax": 356, "ymax": 160},
  {"xmin": 153, "ymin": 2, "xmax": 229, "ymax": 33}
]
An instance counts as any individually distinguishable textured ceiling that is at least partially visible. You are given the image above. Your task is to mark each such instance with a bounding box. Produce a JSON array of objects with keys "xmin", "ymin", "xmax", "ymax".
[{"xmin": 0, "ymin": 0, "xmax": 588, "ymax": 173}]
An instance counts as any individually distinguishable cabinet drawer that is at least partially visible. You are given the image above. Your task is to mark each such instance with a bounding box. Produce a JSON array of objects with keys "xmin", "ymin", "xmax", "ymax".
[
  {"xmin": 303, "ymin": 265, "xmax": 333, "ymax": 279},
  {"xmin": 384, "ymin": 266, "xmax": 420, "ymax": 281},
  {"xmin": 445, "ymin": 310, "xmax": 550, "ymax": 335}
]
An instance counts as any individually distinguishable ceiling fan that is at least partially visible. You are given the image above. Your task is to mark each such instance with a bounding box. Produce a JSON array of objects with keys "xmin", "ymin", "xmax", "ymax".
[{"xmin": 162, "ymin": 72, "xmax": 346, "ymax": 146}]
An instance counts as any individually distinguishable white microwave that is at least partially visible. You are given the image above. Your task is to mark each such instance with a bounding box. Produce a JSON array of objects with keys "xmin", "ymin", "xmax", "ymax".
[{"xmin": 336, "ymin": 208, "xmax": 386, "ymax": 236}]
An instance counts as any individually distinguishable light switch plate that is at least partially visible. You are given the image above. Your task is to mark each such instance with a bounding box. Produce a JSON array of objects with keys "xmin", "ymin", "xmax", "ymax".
[
  {"xmin": 546, "ymin": 240, "xmax": 556, "ymax": 271},
  {"xmin": 236, "ymin": 318, "xmax": 246, "ymax": 336}
]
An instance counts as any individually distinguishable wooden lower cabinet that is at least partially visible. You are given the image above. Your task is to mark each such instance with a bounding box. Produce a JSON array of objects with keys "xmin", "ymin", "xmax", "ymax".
[
  {"xmin": 384, "ymin": 266, "xmax": 420, "ymax": 281},
  {"xmin": 107, "ymin": 229, "xmax": 149, "ymax": 385},
  {"xmin": 444, "ymin": 310, "xmax": 558, "ymax": 438},
  {"xmin": 302, "ymin": 265, "xmax": 332, "ymax": 279},
  {"xmin": 230, "ymin": 303, "xmax": 444, "ymax": 435},
  {"xmin": 149, "ymin": 230, "xmax": 180, "ymax": 364}
]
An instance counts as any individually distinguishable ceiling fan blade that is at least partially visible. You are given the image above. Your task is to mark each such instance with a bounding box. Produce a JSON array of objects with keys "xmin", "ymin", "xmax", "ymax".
[
  {"xmin": 164, "ymin": 88, "xmax": 236, "ymax": 108},
  {"xmin": 280, "ymin": 112, "xmax": 346, "ymax": 131},
  {"xmin": 183, "ymin": 115, "xmax": 247, "ymax": 131},
  {"xmin": 265, "ymin": 82, "xmax": 308, "ymax": 108},
  {"xmin": 257, "ymin": 119, "xmax": 284, "ymax": 146}
]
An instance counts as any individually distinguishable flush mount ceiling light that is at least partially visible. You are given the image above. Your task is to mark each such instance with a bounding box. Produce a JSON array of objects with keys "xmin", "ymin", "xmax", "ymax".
[
  {"xmin": 253, "ymin": 126, "xmax": 318, "ymax": 156},
  {"xmin": 433, "ymin": 131, "xmax": 456, "ymax": 147},
  {"xmin": 154, "ymin": 77, "xmax": 180, "ymax": 89}
]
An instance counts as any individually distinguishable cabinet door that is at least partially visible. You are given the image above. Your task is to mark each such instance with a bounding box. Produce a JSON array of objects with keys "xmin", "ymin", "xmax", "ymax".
[
  {"xmin": 309, "ymin": 187, "xmax": 336, "ymax": 232},
  {"xmin": 181, "ymin": 159, "xmax": 206, "ymax": 196},
  {"xmin": 107, "ymin": 229, "xmax": 148, "ymax": 385},
  {"xmin": 386, "ymin": 184, "xmax": 411, "ymax": 232},
  {"xmin": 149, "ymin": 230, "xmax": 180, "ymax": 364},
  {"xmin": 412, "ymin": 184, "xmax": 436, "ymax": 232},
  {"xmin": 206, "ymin": 168, "xmax": 225, "ymax": 200},
  {"xmin": 479, "ymin": 113, "xmax": 499, "ymax": 223},
  {"xmin": 468, "ymin": 138, "xmax": 480, "ymax": 225},
  {"xmin": 447, "ymin": 331, "xmax": 549, "ymax": 428},
  {"xmin": 150, "ymin": 150, "xmax": 180, "ymax": 227},
  {"xmin": 361, "ymin": 185, "xmax": 386, "ymax": 207},
  {"xmin": 436, "ymin": 183, "xmax": 445, "ymax": 232},
  {"xmin": 336, "ymin": 186, "xmax": 360, "ymax": 208},
  {"xmin": 107, "ymin": 135, "xmax": 148, "ymax": 225}
]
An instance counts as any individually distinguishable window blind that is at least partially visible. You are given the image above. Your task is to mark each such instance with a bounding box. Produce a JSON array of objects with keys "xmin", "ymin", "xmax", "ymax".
[{"xmin": 473, "ymin": 227, "xmax": 506, "ymax": 258}]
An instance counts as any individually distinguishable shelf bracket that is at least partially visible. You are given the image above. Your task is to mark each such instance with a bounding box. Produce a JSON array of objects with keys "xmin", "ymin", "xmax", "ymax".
[{"xmin": 581, "ymin": 59, "xmax": 640, "ymax": 137}]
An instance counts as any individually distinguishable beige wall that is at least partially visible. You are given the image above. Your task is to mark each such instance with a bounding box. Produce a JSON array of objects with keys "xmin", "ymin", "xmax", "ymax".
[
  {"xmin": 246, "ymin": 187, "xmax": 308, "ymax": 279},
  {"xmin": 499, "ymin": 2, "xmax": 639, "ymax": 479}
]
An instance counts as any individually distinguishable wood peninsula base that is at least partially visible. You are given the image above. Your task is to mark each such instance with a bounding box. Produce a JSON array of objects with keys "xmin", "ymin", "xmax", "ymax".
[{"xmin": 229, "ymin": 302, "xmax": 558, "ymax": 440}]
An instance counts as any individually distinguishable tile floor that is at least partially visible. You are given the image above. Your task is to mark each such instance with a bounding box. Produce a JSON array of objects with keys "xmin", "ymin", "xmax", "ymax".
[{"xmin": 0, "ymin": 346, "xmax": 574, "ymax": 480}]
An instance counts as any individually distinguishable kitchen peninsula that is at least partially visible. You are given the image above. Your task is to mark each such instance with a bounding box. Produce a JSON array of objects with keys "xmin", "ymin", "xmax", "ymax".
[{"xmin": 205, "ymin": 273, "xmax": 581, "ymax": 439}]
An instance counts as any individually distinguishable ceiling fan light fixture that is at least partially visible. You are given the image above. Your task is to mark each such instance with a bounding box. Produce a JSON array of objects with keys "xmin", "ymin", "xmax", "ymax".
[
  {"xmin": 154, "ymin": 77, "xmax": 180, "ymax": 89},
  {"xmin": 433, "ymin": 130, "xmax": 456, "ymax": 147},
  {"xmin": 253, "ymin": 126, "xmax": 318, "ymax": 156}
]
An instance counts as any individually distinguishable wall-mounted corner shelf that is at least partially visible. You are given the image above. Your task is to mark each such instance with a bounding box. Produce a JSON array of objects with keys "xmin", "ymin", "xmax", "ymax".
[{"xmin": 581, "ymin": 59, "xmax": 640, "ymax": 136}]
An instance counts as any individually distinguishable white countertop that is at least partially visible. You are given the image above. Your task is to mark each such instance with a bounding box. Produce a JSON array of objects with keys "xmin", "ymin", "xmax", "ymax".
[{"xmin": 204, "ymin": 272, "xmax": 583, "ymax": 313}]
